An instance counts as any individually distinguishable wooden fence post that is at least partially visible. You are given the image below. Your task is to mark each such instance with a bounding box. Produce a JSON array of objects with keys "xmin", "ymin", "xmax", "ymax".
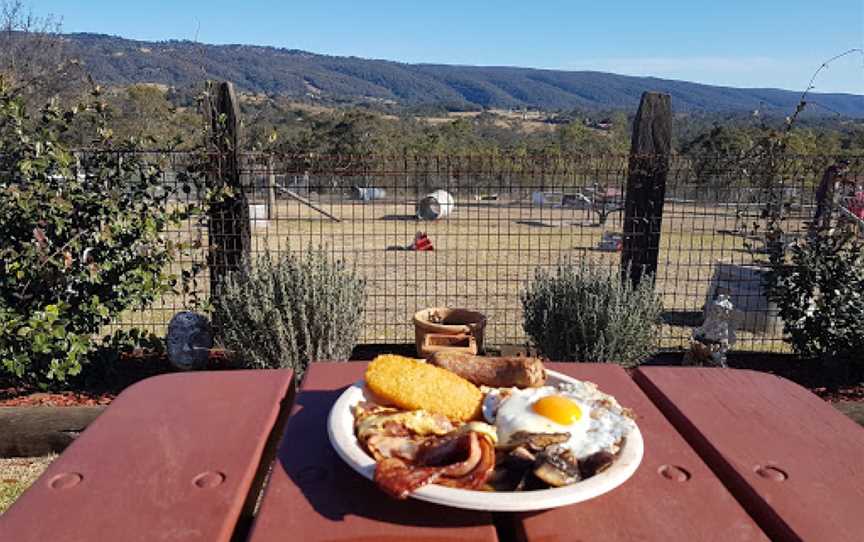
[
  {"xmin": 621, "ymin": 92, "xmax": 672, "ymax": 286},
  {"xmin": 267, "ymin": 154, "xmax": 277, "ymax": 220},
  {"xmin": 206, "ymin": 81, "xmax": 250, "ymax": 298},
  {"xmin": 812, "ymin": 161, "xmax": 849, "ymax": 232}
]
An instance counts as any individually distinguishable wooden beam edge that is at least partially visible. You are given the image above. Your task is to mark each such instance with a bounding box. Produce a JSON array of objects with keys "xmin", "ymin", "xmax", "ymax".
[{"xmin": 230, "ymin": 372, "xmax": 297, "ymax": 542}]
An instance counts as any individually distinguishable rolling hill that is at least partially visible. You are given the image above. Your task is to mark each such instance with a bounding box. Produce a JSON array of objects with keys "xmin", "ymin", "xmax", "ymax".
[{"xmin": 60, "ymin": 33, "xmax": 864, "ymax": 117}]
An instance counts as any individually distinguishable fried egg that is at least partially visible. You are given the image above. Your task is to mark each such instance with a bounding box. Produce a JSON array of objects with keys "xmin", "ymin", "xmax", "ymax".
[{"xmin": 484, "ymin": 381, "xmax": 635, "ymax": 460}]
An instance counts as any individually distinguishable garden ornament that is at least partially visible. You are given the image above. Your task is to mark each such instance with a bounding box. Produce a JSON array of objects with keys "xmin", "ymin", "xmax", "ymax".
[
  {"xmin": 685, "ymin": 294, "xmax": 737, "ymax": 367},
  {"xmin": 166, "ymin": 311, "xmax": 213, "ymax": 371}
]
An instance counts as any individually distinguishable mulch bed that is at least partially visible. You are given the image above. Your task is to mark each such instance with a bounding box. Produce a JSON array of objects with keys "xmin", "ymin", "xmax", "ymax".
[
  {"xmin": 0, "ymin": 389, "xmax": 114, "ymax": 407},
  {"xmin": 2, "ymin": 346, "xmax": 862, "ymax": 407},
  {"xmin": 649, "ymin": 351, "xmax": 864, "ymax": 402},
  {"xmin": 0, "ymin": 349, "xmax": 232, "ymax": 408},
  {"xmin": 807, "ymin": 386, "xmax": 864, "ymax": 403},
  {"xmin": 724, "ymin": 353, "xmax": 864, "ymax": 402}
]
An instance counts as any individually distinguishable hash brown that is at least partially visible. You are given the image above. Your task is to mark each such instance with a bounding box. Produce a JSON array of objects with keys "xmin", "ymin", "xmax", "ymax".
[{"xmin": 365, "ymin": 355, "xmax": 483, "ymax": 421}]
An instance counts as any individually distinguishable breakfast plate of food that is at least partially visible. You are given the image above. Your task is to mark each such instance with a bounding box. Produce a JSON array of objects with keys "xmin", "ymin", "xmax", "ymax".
[{"xmin": 327, "ymin": 353, "xmax": 643, "ymax": 511}]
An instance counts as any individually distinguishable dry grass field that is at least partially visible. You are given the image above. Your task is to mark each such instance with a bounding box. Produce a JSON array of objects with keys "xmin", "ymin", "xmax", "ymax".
[
  {"xmin": 126, "ymin": 192, "xmax": 799, "ymax": 352},
  {"xmin": 420, "ymin": 109, "xmax": 558, "ymax": 133}
]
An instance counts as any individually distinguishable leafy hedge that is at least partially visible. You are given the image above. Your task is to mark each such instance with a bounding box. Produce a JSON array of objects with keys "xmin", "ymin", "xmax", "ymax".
[
  {"xmin": 0, "ymin": 82, "xmax": 201, "ymax": 385},
  {"xmin": 766, "ymin": 227, "xmax": 864, "ymax": 366}
]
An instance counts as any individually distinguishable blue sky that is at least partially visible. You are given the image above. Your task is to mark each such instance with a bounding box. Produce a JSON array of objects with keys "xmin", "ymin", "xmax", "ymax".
[{"xmin": 34, "ymin": 1, "xmax": 864, "ymax": 93}]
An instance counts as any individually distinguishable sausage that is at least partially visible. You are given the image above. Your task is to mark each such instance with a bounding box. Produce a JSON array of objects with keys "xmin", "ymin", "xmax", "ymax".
[{"xmin": 427, "ymin": 352, "xmax": 546, "ymax": 388}]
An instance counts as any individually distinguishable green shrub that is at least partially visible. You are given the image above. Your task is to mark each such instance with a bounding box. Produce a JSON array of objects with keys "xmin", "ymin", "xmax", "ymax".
[
  {"xmin": 766, "ymin": 227, "xmax": 864, "ymax": 366},
  {"xmin": 212, "ymin": 250, "xmax": 366, "ymax": 375},
  {"xmin": 521, "ymin": 261, "xmax": 663, "ymax": 366},
  {"xmin": 73, "ymin": 328, "xmax": 167, "ymax": 390},
  {"xmin": 0, "ymin": 82, "xmax": 201, "ymax": 385}
]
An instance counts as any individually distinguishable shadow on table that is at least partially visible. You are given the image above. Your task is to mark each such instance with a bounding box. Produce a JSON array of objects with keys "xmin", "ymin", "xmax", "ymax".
[{"xmin": 276, "ymin": 388, "xmax": 492, "ymax": 528}]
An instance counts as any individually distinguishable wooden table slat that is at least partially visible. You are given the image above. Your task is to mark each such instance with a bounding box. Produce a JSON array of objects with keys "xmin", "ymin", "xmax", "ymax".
[
  {"xmin": 516, "ymin": 364, "xmax": 768, "ymax": 542},
  {"xmin": 10, "ymin": 363, "xmax": 857, "ymax": 541},
  {"xmin": 0, "ymin": 370, "xmax": 294, "ymax": 542},
  {"xmin": 248, "ymin": 362, "xmax": 499, "ymax": 542},
  {"xmin": 635, "ymin": 367, "xmax": 864, "ymax": 542}
]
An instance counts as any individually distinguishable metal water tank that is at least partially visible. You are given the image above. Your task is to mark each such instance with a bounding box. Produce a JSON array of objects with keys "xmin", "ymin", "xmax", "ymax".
[
  {"xmin": 352, "ymin": 186, "xmax": 386, "ymax": 201},
  {"xmin": 416, "ymin": 189, "xmax": 455, "ymax": 220}
]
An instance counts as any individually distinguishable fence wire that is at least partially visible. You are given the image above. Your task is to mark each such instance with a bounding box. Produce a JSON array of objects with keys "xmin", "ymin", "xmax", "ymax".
[{"xmin": 113, "ymin": 152, "xmax": 864, "ymax": 352}]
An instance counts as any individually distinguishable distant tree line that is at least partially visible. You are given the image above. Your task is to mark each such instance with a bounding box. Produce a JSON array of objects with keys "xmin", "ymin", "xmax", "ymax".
[
  {"xmin": 52, "ymin": 82, "xmax": 864, "ymax": 163},
  {"xmin": 2, "ymin": 0, "xmax": 862, "ymax": 170}
]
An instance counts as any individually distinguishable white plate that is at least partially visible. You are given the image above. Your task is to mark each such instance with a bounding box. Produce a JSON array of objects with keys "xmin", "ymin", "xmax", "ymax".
[{"xmin": 327, "ymin": 369, "xmax": 643, "ymax": 511}]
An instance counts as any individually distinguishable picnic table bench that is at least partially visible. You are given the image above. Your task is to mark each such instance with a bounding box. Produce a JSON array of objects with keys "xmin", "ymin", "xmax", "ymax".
[{"xmin": 2, "ymin": 362, "xmax": 863, "ymax": 541}]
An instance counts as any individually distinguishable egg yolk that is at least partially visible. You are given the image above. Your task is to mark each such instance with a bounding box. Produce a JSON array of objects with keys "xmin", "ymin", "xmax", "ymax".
[{"xmin": 532, "ymin": 395, "xmax": 582, "ymax": 425}]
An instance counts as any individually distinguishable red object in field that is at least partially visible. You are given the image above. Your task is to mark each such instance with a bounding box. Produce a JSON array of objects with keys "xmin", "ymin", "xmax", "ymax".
[{"xmin": 411, "ymin": 231, "xmax": 434, "ymax": 251}]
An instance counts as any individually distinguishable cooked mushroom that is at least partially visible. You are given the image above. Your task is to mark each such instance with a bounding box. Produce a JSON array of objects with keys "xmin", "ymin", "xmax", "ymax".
[
  {"xmin": 486, "ymin": 468, "xmax": 526, "ymax": 491},
  {"xmin": 500, "ymin": 431, "xmax": 570, "ymax": 451},
  {"xmin": 488, "ymin": 446, "xmax": 539, "ymax": 491},
  {"xmin": 519, "ymin": 471, "xmax": 551, "ymax": 491},
  {"xmin": 506, "ymin": 446, "xmax": 536, "ymax": 470},
  {"xmin": 513, "ymin": 471, "xmax": 532, "ymax": 491},
  {"xmin": 579, "ymin": 450, "xmax": 615, "ymax": 478},
  {"xmin": 532, "ymin": 445, "xmax": 582, "ymax": 487}
]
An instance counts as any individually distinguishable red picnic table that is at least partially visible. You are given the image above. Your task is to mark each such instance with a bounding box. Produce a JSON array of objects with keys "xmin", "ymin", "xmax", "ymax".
[{"xmin": 2, "ymin": 362, "xmax": 863, "ymax": 541}]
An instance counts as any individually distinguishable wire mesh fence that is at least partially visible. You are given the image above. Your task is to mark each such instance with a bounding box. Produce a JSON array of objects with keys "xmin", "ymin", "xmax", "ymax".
[{"xmin": 114, "ymin": 152, "xmax": 864, "ymax": 352}]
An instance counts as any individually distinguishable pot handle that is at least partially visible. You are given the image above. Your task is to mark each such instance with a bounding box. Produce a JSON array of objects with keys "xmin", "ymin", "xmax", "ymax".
[
  {"xmin": 422, "ymin": 333, "xmax": 476, "ymax": 349},
  {"xmin": 461, "ymin": 323, "xmax": 481, "ymax": 336}
]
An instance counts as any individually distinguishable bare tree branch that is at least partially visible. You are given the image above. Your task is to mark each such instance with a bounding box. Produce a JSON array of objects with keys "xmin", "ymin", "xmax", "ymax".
[{"xmin": 0, "ymin": 0, "xmax": 87, "ymax": 104}]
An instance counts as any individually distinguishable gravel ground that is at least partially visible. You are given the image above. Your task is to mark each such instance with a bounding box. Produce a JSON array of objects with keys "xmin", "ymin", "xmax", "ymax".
[
  {"xmin": 834, "ymin": 401, "xmax": 864, "ymax": 427},
  {"xmin": 0, "ymin": 455, "xmax": 56, "ymax": 515}
]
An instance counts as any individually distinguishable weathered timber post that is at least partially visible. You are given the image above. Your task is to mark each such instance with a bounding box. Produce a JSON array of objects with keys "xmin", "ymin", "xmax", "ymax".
[
  {"xmin": 0, "ymin": 406, "xmax": 105, "ymax": 457},
  {"xmin": 267, "ymin": 154, "xmax": 277, "ymax": 220},
  {"xmin": 206, "ymin": 81, "xmax": 250, "ymax": 298},
  {"xmin": 812, "ymin": 160, "xmax": 850, "ymax": 233},
  {"xmin": 621, "ymin": 92, "xmax": 672, "ymax": 286}
]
